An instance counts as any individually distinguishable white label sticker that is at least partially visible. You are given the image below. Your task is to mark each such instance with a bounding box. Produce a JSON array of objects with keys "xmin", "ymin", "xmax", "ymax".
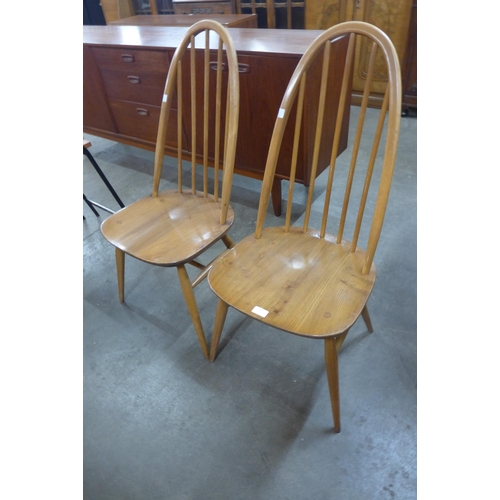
[
  {"xmin": 252, "ymin": 306, "xmax": 269, "ymax": 318},
  {"xmin": 277, "ymin": 108, "xmax": 285, "ymax": 119},
  {"xmin": 163, "ymin": 94, "xmax": 168, "ymax": 102}
]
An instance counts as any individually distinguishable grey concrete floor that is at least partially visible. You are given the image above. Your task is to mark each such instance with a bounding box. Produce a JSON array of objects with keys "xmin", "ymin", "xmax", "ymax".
[{"xmin": 83, "ymin": 107, "xmax": 417, "ymax": 499}]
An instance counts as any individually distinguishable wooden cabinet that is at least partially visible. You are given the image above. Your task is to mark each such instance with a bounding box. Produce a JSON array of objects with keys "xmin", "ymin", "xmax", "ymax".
[
  {"xmin": 305, "ymin": 0, "xmax": 415, "ymax": 108},
  {"xmin": 172, "ymin": 0, "xmax": 235, "ymax": 15},
  {"xmin": 83, "ymin": 26, "xmax": 350, "ymax": 215}
]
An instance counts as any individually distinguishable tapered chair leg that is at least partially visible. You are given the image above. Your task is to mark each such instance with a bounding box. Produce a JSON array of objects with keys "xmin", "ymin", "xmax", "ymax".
[
  {"xmin": 335, "ymin": 329, "xmax": 349, "ymax": 352},
  {"xmin": 115, "ymin": 248, "xmax": 125, "ymax": 303},
  {"xmin": 361, "ymin": 305, "xmax": 374, "ymax": 333},
  {"xmin": 221, "ymin": 234, "xmax": 235, "ymax": 249},
  {"xmin": 209, "ymin": 298, "xmax": 229, "ymax": 362},
  {"xmin": 324, "ymin": 337, "xmax": 341, "ymax": 432},
  {"xmin": 177, "ymin": 264, "xmax": 209, "ymax": 359}
]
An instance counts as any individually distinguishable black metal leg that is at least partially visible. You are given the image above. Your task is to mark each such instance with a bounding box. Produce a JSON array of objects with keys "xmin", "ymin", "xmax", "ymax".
[
  {"xmin": 83, "ymin": 194, "xmax": 100, "ymax": 217},
  {"xmin": 83, "ymin": 146, "xmax": 125, "ymax": 208}
]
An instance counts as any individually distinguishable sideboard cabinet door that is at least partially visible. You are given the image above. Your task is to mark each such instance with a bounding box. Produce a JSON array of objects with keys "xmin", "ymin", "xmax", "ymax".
[{"xmin": 83, "ymin": 45, "xmax": 116, "ymax": 133}]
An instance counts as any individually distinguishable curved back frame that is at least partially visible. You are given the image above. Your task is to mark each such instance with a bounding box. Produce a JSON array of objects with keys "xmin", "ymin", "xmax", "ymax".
[
  {"xmin": 152, "ymin": 20, "xmax": 240, "ymax": 226},
  {"xmin": 255, "ymin": 21, "xmax": 401, "ymax": 275}
]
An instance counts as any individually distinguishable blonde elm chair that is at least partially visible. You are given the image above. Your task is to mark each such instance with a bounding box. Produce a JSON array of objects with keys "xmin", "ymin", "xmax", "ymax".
[
  {"xmin": 207, "ymin": 21, "xmax": 401, "ymax": 431},
  {"xmin": 101, "ymin": 20, "xmax": 240, "ymax": 359}
]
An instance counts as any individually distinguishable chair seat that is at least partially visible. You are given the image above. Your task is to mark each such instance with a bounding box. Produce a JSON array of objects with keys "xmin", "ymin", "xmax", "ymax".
[
  {"xmin": 208, "ymin": 226, "xmax": 377, "ymax": 338},
  {"xmin": 101, "ymin": 190, "xmax": 234, "ymax": 266}
]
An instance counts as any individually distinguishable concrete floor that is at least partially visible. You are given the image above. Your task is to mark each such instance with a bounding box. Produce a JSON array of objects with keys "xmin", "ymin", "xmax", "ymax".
[{"xmin": 83, "ymin": 107, "xmax": 417, "ymax": 499}]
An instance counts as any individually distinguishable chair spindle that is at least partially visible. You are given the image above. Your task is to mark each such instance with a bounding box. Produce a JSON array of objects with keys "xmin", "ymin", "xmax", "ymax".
[
  {"xmin": 284, "ymin": 73, "xmax": 307, "ymax": 232},
  {"xmin": 320, "ymin": 32, "xmax": 356, "ymax": 239},
  {"xmin": 302, "ymin": 40, "xmax": 331, "ymax": 234},
  {"xmin": 337, "ymin": 40, "xmax": 378, "ymax": 245},
  {"xmin": 203, "ymin": 30, "xmax": 210, "ymax": 197},
  {"xmin": 190, "ymin": 36, "xmax": 197, "ymax": 193},
  {"xmin": 351, "ymin": 87, "xmax": 389, "ymax": 252},
  {"xmin": 220, "ymin": 81, "xmax": 232, "ymax": 225},
  {"xmin": 177, "ymin": 62, "xmax": 183, "ymax": 193},
  {"xmin": 213, "ymin": 38, "xmax": 224, "ymax": 202}
]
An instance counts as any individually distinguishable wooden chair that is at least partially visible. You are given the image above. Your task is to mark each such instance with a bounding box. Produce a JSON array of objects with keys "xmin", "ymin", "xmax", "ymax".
[
  {"xmin": 207, "ymin": 21, "xmax": 401, "ymax": 431},
  {"xmin": 101, "ymin": 20, "xmax": 240, "ymax": 359}
]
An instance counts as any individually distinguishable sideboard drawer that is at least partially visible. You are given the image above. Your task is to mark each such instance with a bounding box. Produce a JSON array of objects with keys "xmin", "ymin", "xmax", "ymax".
[
  {"xmin": 99, "ymin": 68, "xmax": 168, "ymax": 106},
  {"xmin": 109, "ymin": 100, "xmax": 187, "ymax": 149},
  {"xmin": 91, "ymin": 47, "xmax": 171, "ymax": 73},
  {"xmin": 91, "ymin": 46, "xmax": 170, "ymax": 106}
]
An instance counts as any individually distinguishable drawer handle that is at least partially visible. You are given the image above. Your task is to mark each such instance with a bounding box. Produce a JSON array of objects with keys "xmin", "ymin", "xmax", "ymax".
[
  {"xmin": 127, "ymin": 75, "xmax": 141, "ymax": 84},
  {"xmin": 136, "ymin": 108, "xmax": 149, "ymax": 116},
  {"xmin": 121, "ymin": 54, "xmax": 135, "ymax": 63},
  {"xmin": 209, "ymin": 62, "xmax": 250, "ymax": 73}
]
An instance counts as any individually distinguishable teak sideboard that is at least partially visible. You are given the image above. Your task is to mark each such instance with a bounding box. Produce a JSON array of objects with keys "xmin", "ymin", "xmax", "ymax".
[{"xmin": 83, "ymin": 26, "xmax": 350, "ymax": 215}]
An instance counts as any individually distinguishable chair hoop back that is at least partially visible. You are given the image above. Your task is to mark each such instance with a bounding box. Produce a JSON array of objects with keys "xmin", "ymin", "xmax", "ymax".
[
  {"xmin": 152, "ymin": 20, "xmax": 240, "ymax": 226},
  {"xmin": 255, "ymin": 21, "xmax": 401, "ymax": 275}
]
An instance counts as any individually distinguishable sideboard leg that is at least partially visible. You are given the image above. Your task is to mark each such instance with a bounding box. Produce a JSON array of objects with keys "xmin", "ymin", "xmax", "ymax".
[{"xmin": 271, "ymin": 177, "xmax": 282, "ymax": 216}]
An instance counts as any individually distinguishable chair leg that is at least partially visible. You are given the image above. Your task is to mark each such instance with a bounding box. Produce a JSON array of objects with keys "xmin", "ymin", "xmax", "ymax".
[
  {"xmin": 335, "ymin": 329, "xmax": 349, "ymax": 352},
  {"xmin": 177, "ymin": 264, "xmax": 209, "ymax": 359},
  {"xmin": 221, "ymin": 234, "xmax": 235, "ymax": 249},
  {"xmin": 361, "ymin": 305, "xmax": 374, "ymax": 333},
  {"xmin": 324, "ymin": 337, "xmax": 341, "ymax": 433},
  {"xmin": 115, "ymin": 248, "xmax": 125, "ymax": 303},
  {"xmin": 209, "ymin": 298, "xmax": 229, "ymax": 362}
]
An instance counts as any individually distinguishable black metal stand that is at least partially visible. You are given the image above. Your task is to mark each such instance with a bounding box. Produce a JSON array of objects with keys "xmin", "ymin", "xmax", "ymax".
[{"xmin": 83, "ymin": 145, "xmax": 125, "ymax": 216}]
